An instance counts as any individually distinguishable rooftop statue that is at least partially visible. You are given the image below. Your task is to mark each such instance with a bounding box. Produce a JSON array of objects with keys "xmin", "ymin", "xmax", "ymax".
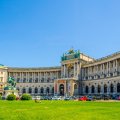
[
  {"xmin": 68, "ymin": 48, "xmax": 74, "ymax": 54},
  {"xmin": 61, "ymin": 49, "xmax": 80, "ymax": 61}
]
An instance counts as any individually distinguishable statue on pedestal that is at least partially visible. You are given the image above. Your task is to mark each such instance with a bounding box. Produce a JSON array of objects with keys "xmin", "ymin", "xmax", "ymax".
[{"xmin": 4, "ymin": 77, "xmax": 19, "ymax": 98}]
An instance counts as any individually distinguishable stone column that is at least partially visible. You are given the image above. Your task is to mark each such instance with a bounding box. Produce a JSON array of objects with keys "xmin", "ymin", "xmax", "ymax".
[
  {"xmin": 109, "ymin": 62, "xmax": 111, "ymax": 73},
  {"xmin": 116, "ymin": 59, "xmax": 118, "ymax": 71},
  {"xmin": 77, "ymin": 62, "xmax": 80, "ymax": 78},
  {"xmin": 26, "ymin": 72, "xmax": 28, "ymax": 83},
  {"xmin": 38, "ymin": 72, "xmax": 40, "ymax": 83},
  {"xmin": 32, "ymin": 87, "xmax": 34, "ymax": 95},
  {"xmin": 95, "ymin": 86, "xmax": 97, "ymax": 94},
  {"xmin": 82, "ymin": 86, "xmax": 85, "ymax": 95},
  {"xmin": 44, "ymin": 72, "xmax": 46, "ymax": 83},
  {"xmin": 74, "ymin": 63, "xmax": 76, "ymax": 77},
  {"xmin": 19, "ymin": 72, "xmax": 21, "ymax": 82},
  {"xmin": 103, "ymin": 64, "xmax": 104, "ymax": 74},
  {"xmin": 89, "ymin": 85, "xmax": 91, "ymax": 95},
  {"xmin": 40, "ymin": 72, "xmax": 41, "ymax": 82},
  {"xmin": 21, "ymin": 72, "xmax": 23, "ymax": 83},
  {"xmin": 114, "ymin": 83, "xmax": 117, "ymax": 94},
  {"xmin": 64, "ymin": 64, "xmax": 66, "ymax": 77},
  {"xmin": 107, "ymin": 83, "xmax": 110, "ymax": 95},
  {"xmin": 53, "ymin": 80, "xmax": 56, "ymax": 94},
  {"xmin": 57, "ymin": 71, "xmax": 58, "ymax": 79},
  {"xmin": 107, "ymin": 62, "xmax": 109, "ymax": 74},
  {"xmin": 32, "ymin": 72, "xmax": 34, "ymax": 83},
  {"xmin": 71, "ymin": 80, "xmax": 74, "ymax": 96},
  {"xmin": 64, "ymin": 81, "xmax": 66, "ymax": 95},
  {"xmin": 101, "ymin": 84, "xmax": 104, "ymax": 95},
  {"xmin": 57, "ymin": 82, "xmax": 59, "ymax": 95}
]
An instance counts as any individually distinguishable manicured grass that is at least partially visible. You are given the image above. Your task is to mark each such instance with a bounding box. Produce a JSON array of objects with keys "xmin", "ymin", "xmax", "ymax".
[{"xmin": 0, "ymin": 100, "xmax": 120, "ymax": 120}]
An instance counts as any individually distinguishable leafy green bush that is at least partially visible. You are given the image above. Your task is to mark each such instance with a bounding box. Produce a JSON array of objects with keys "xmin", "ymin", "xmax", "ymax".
[
  {"xmin": 0, "ymin": 95, "xmax": 2, "ymax": 100},
  {"xmin": 7, "ymin": 94, "xmax": 16, "ymax": 101},
  {"xmin": 21, "ymin": 94, "xmax": 32, "ymax": 100}
]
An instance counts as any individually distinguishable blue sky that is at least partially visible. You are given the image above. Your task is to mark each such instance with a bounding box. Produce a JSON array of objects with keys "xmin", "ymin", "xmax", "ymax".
[{"xmin": 0, "ymin": 0, "xmax": 120, "ymax": 67}]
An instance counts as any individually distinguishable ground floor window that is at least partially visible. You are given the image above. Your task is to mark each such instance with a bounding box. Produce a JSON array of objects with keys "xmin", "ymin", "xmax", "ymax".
[
  {"xmin": 98, "ymin": 85, "xmax": 101, "ymax": 93},
  {"xmin": 46, "ymin": 87, "xmax": 50, "ymax": 94},
  {"xmin": 35, "ymin": 87, "xmax": 38, "ymax": 93},
  {"xmin": 22, "ymin": 88, "xmax": 26, "ymax": 93},
  {"xmin": 110, "ymin": 84, "xmax": 114, "ymax": 93},
  {"xmin": 41, "ymin": 88, "xmax": 44, "ymax": 94},
  {"xmin": 29, "ymin": 88, "xmax": 32, "ymax": 94},
  {"xmin": 91, "ymin": 85, "xmax": 95, "ymax": 93},
  {"xmin": 117, "ymin": 83, "xmax": 120, "ymax": 93},
  {"xmin": 85, "ymin": 86, "xmax": 89, "ymax": 94},
  {"xmin": 104, "ymin": 84, "xmax": 107, "ymax": 93},
  {"xmin": 52, "ymin": 87, "xmax": 54, "ymax": 94}
]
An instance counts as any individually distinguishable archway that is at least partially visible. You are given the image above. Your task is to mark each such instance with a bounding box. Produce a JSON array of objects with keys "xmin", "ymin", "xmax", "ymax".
[
  {"xmin": 41, "ymin": 87, "xmax": 44, "ymax": 94},
  {"xmin": 52, "ymin": 87, "xmax": 54, "ymax": 94},
  {"xmin": 117, "ymin": 83, "xmax": 120, "ymax": 93},
  {"xmin": 98, "ymin": 85, "xmax": 101, "ymax": 93},
  {"xmin": 85, "ymin": 86, "xmax": 89, "ymax": 94},
  {"xmin": 35, "ymin": 87, "xmax": 38, "ymax": 94},
  {"xmin": 59, "ymin": 84, "xmax": 64, "ymax": 95},
  {"xmin": 22, "ymin": 88, "xmax": 26, "ymax": 93},
  {"xmin": 46, "ymin": 87, "xmax": 50, "ymax": 94},
  {"xmin": 110, "ymin": 84, "xmax": 114, "ymax": 93},
  {"xmin": 104, "ymin": 84, "xmax": 107, "ymax": 93},
  {"xmin": 29, "ymin": 87, "xmax": 32, "ymax": 94},
  {"xmin": 91, "ymin": 85, "xmax": 95, "ymax": 93}
]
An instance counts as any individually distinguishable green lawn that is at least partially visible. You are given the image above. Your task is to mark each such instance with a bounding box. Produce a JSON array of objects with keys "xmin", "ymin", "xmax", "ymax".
[{"xmin": 0, "ymin": 100, "xmax": 119, "ymax": 120}]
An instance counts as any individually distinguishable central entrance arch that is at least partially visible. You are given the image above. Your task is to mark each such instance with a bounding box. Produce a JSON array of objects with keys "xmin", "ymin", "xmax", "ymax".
[{"xmin": 59, "ymin": 84, "xmax": 64, "ymax": 95}]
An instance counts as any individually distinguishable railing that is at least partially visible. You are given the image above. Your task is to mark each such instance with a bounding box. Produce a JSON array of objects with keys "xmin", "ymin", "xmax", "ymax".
[{"xmin": 83, "ymin": 71, "xmax": 120, "ymax": 81}]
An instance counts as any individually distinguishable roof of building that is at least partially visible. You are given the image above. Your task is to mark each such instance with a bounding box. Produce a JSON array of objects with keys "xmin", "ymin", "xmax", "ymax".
[
  {"xmin": 8, "ymin": 66, "xmax": 61, "ymax": 71},
  {"xmin": 84, "ymin": 51, "xmax": 120, "ymax": 66}
]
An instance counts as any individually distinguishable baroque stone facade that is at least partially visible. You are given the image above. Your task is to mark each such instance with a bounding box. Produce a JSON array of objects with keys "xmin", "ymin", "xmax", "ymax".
[{"xmin": 0, "ymin": 49, "xmax": 120, "ymax": 96}]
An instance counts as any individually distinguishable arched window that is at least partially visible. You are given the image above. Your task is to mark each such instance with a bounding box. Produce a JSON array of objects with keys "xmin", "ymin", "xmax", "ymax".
[
  {"xmin": 41, "ymin": 78, "xmax": 44, "ymax": 83},
  {"xmin": 35, "ymin": 87, "xmax": 38, "ymax": 94},
  {"xmin": 29, "ymin": 78, "xmax": 32, "ymax": 83},
  {"xmin": 85, "ymin": 86, "xmax": 89, "ymax": 94},
  {"xmin": 35, "ymin": 78, "xmax": 38, "ymax": 83},
  {"xmin": 41, "ymin": 87, "xmax": 44, "ymax": 94},
  {"xmin": 22, "ymin": 88, "xmax": 26, "ymax": 93},
  {"xmin": 91, "ymin": 85, "xmax": 95, "ymax": 93},
  {"xmin": 46, "ymin": 87, "xmax": 50, "ymax": 94},
  {"xmin": 98, "ymin": 85, "xmax": 101, "ymax": 93},
  {"xmin": 110, "ymin": 84, "xmax": 114, "ymax": 93},
  {"xmin": 23, "ymin": 78, "xmax": 26, "ymax": 83},
  {"xmin": 117, "ymin": 83, "xmax": 120, "ymax": 93},
  {"xmin": 47, "ymin": 78, "xmax": 50, "ymax": 83},
  {"xmin": 104, "ymin": 84, "xmax": 107, "ymax": 93},
  {"xmin": 29, "ymin": 87, "xmax": 32, "ymax": 94}
]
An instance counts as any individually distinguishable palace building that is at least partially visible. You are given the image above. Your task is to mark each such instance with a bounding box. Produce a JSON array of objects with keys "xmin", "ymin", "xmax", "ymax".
[{"xmin": 0, "ymin": 49, "xmax": 120, "ymax": 96}]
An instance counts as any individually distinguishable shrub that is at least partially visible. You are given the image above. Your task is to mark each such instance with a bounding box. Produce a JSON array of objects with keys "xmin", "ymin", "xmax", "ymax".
[
  {"xmin": 0, "ymin": 95, "xmax": 2, "ymax": 100},
  {"xmin": 7, "ymin": 94, "xmax": 16, "ymax": 101},
  {"xmin": 21, "ymin": 94, "xmax": 32, "ymax": 100}
]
